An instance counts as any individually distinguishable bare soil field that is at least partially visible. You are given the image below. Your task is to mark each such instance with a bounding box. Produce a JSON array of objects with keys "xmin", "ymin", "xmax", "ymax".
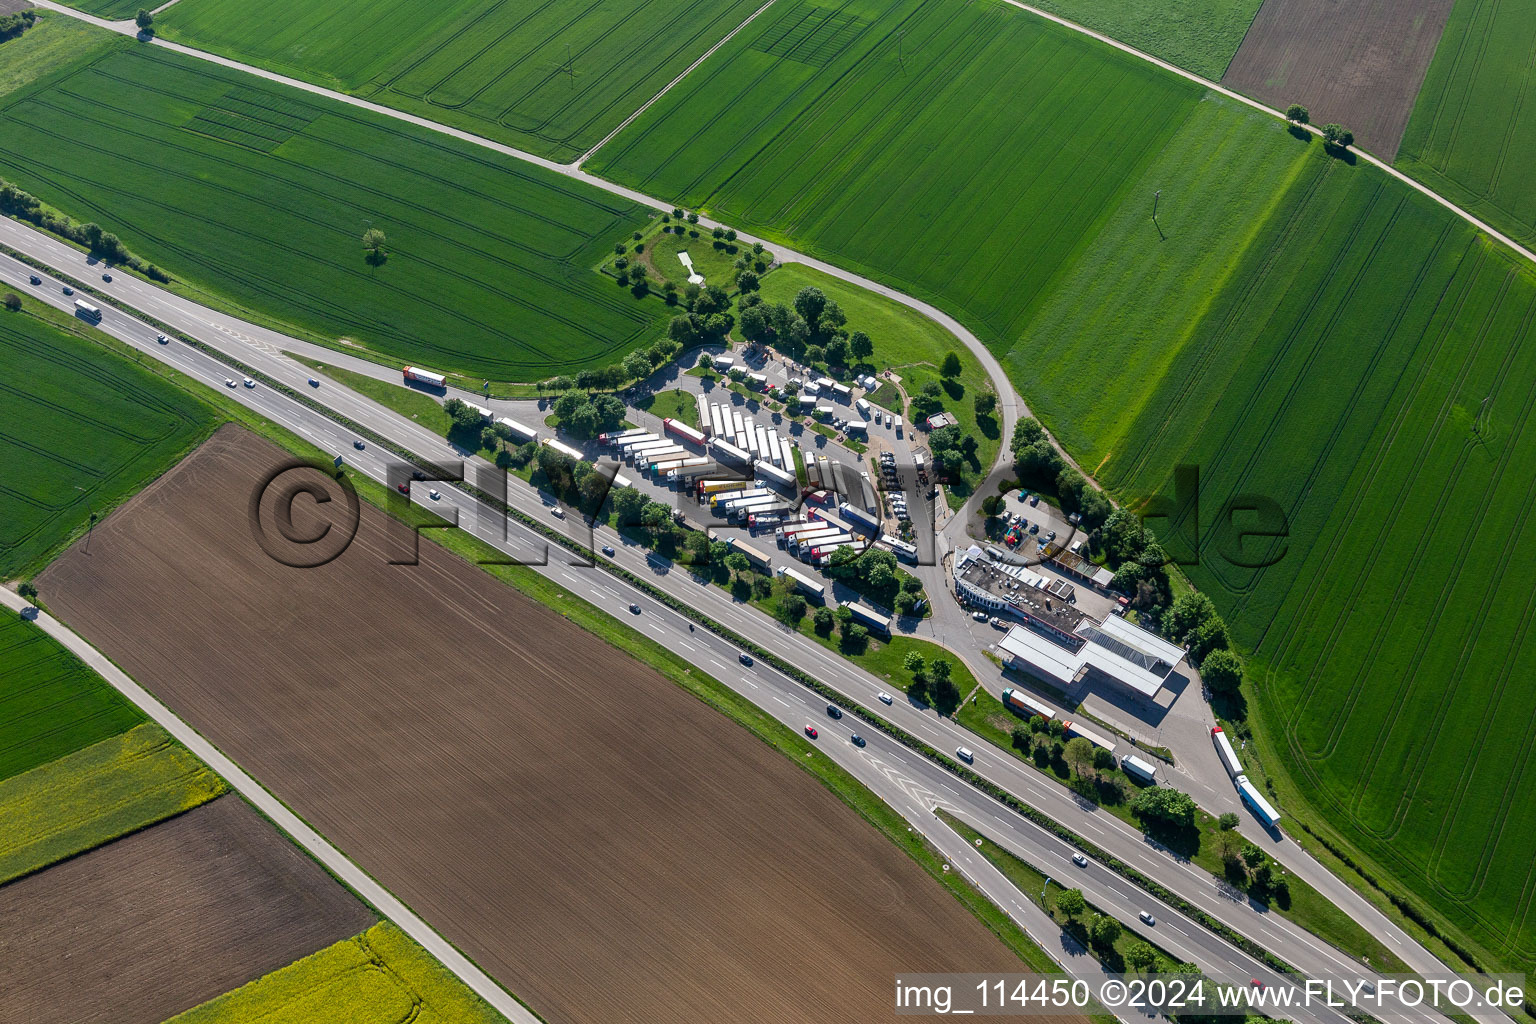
[
  {"xmin": 1221, "ymin": 0, "xmax": 1455, "ymax": 159},
  {"xmin": 0, "ymin": 794, "xmax": 374, "ymax": 1024},
  {"xmin": 38, "ymin": 425, "xmax": 1037, "ymax": 1024}
]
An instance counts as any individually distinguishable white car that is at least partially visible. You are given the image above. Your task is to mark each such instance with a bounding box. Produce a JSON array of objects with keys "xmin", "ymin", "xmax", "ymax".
[
  {"xmin": 551, "ymin": 507, "xmax": 566, "ymax": 519},
  {"xmin": 1072, "ymin": 853, "xmax": 1088, "ymax": 867},
  {"xmin": 972, "ymin": 611, "xmax": 988, "ymax": 622},
  {"xmin": 242, "ymin": 377, "xmax": 255, "ymax": 388},
  {"xmin": 1139, "ymin": 911, "xmax": 1156, "ymax": 926},
  {"xmin": 156, "ymin": 333, "xmax": 168, "ymax": 344},
  {"xmin": 224, "ymin": 378, "xmax": 236, "ymax": 388},
  {"xmin": 877, "ymin": 691, "xmax": 893, "ymax": 705},
  {"xmin": 956, "ymin": 746, "xmax": 975, "ymax": 763},
  {"xmin": 428, "ymin": 489, "xmax": 441, "ymax": 500}
]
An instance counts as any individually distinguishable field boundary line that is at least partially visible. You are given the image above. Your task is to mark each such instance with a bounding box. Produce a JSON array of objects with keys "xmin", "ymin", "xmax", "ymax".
[
  {"xmin": 0, "ymin": 588, "xmax": 545, "ymax": 1024},
  {"xmin": 576, "ymin": 0, "xmax": 782, "ymax": 168}
]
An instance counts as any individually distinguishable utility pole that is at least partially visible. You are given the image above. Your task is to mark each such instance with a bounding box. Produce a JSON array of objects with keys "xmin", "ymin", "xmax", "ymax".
[
  {"xmin": 896, "ymin": 29, "xmax": 907, "ymax": 69},
  {"xmin": 1152, "ymin": 189, "xmax": 1165, "ymax": 241},
  {"xmin": 1473, "ymin": 395, "xmax": 1491, "ymax": 436}
]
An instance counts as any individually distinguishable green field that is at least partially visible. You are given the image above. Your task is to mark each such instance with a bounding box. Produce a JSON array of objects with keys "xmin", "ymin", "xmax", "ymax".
[
  {"xmin": 0, "ymin": 722, "xmax": 226, "ymax": 883},
  {"xmin": 164, "ymin": 923, "xmax": 508, "ymax": 1024},
  {"xmin": 587, "ymin": 0, "xmax": 1200, "ymax": 349},
  {"xmin": 1036, "ymin": 119, "xmax": 1536, "ymax": 969},
  {"xmin": 1397, "ymin": 0, "xmax": 1536, "ymax": 248},
  {"xmin": 0, "ymin": 42, "xmax": 668, "ymax": 382},
  {"xmin": 154, "ymin": 0, "xmax": 764, "ymax": 163},
  {"xmin": 1021, "ymin": 0, "xmax": 1261, "ymax": 79},
  {"xmin": 51, "ymin": 0, "xmax": 141, "ymax": 19},
  {"xmin": 0, "ymin": 304, "xmax": 218, "ymax": 579},
  {"xmin": 0, "ymin": 611, "xmax": 142, "ymax": 781},
  {"xmin": 759, "ymin": 263, "xmax": 999, "ymax": 500}
]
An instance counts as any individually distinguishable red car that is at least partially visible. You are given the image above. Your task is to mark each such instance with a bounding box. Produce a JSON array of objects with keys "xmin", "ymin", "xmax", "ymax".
[
  {"xmin": 396, "ymin": 483, "xmax": 410, "ymax": 494},
  {"xmin": 804, "ymin": 725, "xmax": 819, "ymax": 739}
]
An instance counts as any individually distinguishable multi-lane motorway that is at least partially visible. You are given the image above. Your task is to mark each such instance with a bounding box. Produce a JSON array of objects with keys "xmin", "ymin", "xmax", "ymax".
[{"xmin": 0, "ymin": 223, "xmax": 1469, "ymax": 1024}]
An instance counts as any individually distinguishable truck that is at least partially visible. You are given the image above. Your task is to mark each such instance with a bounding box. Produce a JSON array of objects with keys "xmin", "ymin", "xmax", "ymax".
[
  {"xmin": 624, "ymin": 440, "xmax": 677, "ymax": 463},
  {"xmin": 814, "ymin": 404, "xmax": 835, "ymax": 420},
  {"xmin": 699, "ymin": 478, "xmax": 747, "ymax": 496},
  {"xmin": 1211, "ymin": 726, "xmax": 1244, "ymax": 779},
  {"xmin": 727, "ymin": 495, "xmax": 782, "ymax": 520},
  {"xmin": 712, "ymin": 354, "xmax": 734, "ymax": 371},
  {"xmin": 855, "ymin": 397, "xmax": 872, "ymax": 419},
  {"xmin": 709, "ymin": 488, "xmax": 755, "ymax": 510},
  {"xmin": 1236, "ymin": 775, "xmax": 1282, "ymax": 828},
  {"xmin": 1062, "ymin": 721, "xmax": 1116, "ymax": 752},
  {"xmin": 696, "ymin": 393, "xmax": 712, "ymax": 436},
  {"xmin": 831, "ymin": 381, "xmax": 853, "ymax": 401},
  {"xmin": 74, "ymin": 298, "xmax": 102, "ymax": 321},
  {"xmin": 838, "ymin": 501, "xmax": 881, "ymax": 535},
  {"xmin": 746, "ymin": 371, "xmax": 768, "ymax": 389},
  {"xmin": 710, "ymin": 404, "xmax": 727, "ymax": 438},
  {"xmin": 776, "ymin": 565, "xmax": 826, "ymax": 603},
  {"xmin": 651, "ymin": 459, "xmax": 689, "ymax": 478},
  {"xmin": 496, "ymin": 417, "xmax": 539, "ymax": 444},
  {"xmin": 725, "ymin": 537, "xmax": 773, "ymax": 571},
  {"xmin": 766, "ymin": 429, "xmax": 783, "ymax": 467},
  {"xmin": 843, "ymin": 601, "xmax": 891, "ymax": 633},
  {"xmin": 665, "ymin": 457, "xmax": 714, "ymax": 480},
  {"xmin": 635, "ymin": 445, "xmax": 687, "ymax": 468},
  {"xmin": 1121, "ymin": 754, "xmax": 1159, "ymax": 785},
  {"xmin": 664, "ymin": 418, "xmax": 708, "ymax": 449},
  {"xmin": 616, "ymin": 433, "xmax": 659, "ymax": 454},
  {"xmin": 788, "ymin": 527, "xmax": 843, "ymax": 551},
  {"xmin": 731, "ymin": 410, "xmax": 746, "ymax": 443},
  {"xmin": 809, "ymin": 541, "xmax": 857, "ymax": 562},
  {"xmin": 601, "ymin": 427, "xmax": 648, "ymax": 445},
  {"xmin": 541, "ymin": 438, "xmax": 583, "ymax": 461},
  {"xmin": 756, "ymin": 461, "xmax": 797, "ymax": 491},
  {"xmin": 402, "ymin": 365, "xmax": 445, "ymax": 387},
  {"xmin": 710, "ymin": 437, "xmax": 753, "ymax": 467},
  {"xmin": 843, "ymin": 419, "xmax": 868, "ymax": 435},
  {"xmin": 1001, "ymin": 688, "xmax": 1055, "ymax": 722}
]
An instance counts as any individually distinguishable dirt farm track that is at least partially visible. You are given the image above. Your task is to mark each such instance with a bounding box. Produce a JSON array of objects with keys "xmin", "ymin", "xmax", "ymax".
[
  {"xmin": 0, "ymin": 795, "xmax": 374, "ymax": 1024},
  {"xmin": 1222, "ymin": 0, "xmax": 1455, "ymax": 160},
  {"xmin": 38, "ymin": 426, "xmax": 1044, "ymax": 1024}
]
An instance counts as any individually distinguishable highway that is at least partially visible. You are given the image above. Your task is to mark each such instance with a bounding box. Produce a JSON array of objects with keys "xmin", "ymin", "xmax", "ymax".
[{"xmin": 0, "ymin": 227, "xmax": 1460, "ymax": 1024}]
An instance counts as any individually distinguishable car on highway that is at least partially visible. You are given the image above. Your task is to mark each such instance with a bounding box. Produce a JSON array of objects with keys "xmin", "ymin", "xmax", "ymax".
[
  {"xmin": 28, "ymin": 275, "xmax": 41, "ymax": 285},
  {"xmin": 101, "ymin": 273, "xmax": 112, "ymax": 282},
  {"xmin": 224, "ymin": 378, "xmax": 236, "ymax": 388},
  {"xmin": 242, "ymin": 377, "xmax": 255, "ymax": 388},
  {"xmin": 601, "ymin": 545, "xmax": 615, "ymax": 556},
  {"xmin": 1139, "ymin": 911, "xmax": 1156, "ymax": 926},
  {"xmin": 551, "ymin": 507, "xmax": 565, "ymax": 519},
  {"xmin": 1072, "ymin": 853, "xmax": 1088, "ymax": 867},
  {"xmin": 738, "ymin": 653, "xmax": 752, "ymax": 666},
  {"xmin": 956, "ymin": 746, "xmax": 974, "ymax": 763},
  {"xmin": 156, "ymin": 333, "xmax": 168, "ymax": 344},
  {"xmin": 428, "ymin": 489, "xmax": 441, "ymax": 500},
  {"xmin": 804, "ymin": 725, "xmax": 818, "ymax": 739},
  {"xmin": 850, "ymin": 733, "xmax": 866, "ymax": 747},
  {"xmin": 629, "ymin": 603, "xmax": 641, "ymax": 614},
  {"xmin": 353, "ymin": 439, "xmax": 365, "ymax": 449},
  {"xmin": 62, "ymin": 286, "xmax": 73, "ymax": 295},
  {"xmin": 308, "ymin": 378, "xmax": 320, "ymax": 387},
  {"xmin": 395, "ymin": 483, "xmax": 409, "ymax": 494},
  {"xmin": 826, "ymin": 704, "xmax": 842, "ymax": 719},
  {"xmin": 877, "ymin": 691, "xmax": 893, "ymax": 705}
]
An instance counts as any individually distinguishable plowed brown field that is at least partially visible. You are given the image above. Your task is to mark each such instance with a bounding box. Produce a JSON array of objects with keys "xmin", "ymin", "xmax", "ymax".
[
  {"xmin": 39, "ymin": 426, "xmax": 1051, "ymax": 1024},
  {"xmin": 1222, "ymin": 0, "xmax": 1454, "ymax": 159},
  {"xmin": 0, "ymin": 794, "xmax": 374, "ymax": 1024}
]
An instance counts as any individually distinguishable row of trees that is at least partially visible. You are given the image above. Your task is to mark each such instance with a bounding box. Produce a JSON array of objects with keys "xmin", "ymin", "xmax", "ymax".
[
  {"xmin": 0, "ymin": 179, "xmax": 168, "ymax": 281},
  {"xmin": 1285, "ymin": 104, "xmax": 1353, "ymax": 151},
  {"xmin": 1008, "ymin": 417, "xmax": 1112, "ymax": 529},
  {"xmin": 1050, "ymin": 887, "xmax": 1161, "ymax": 971},
  {"xmin": 540, "ymin": 336, "xmax": 682, "ymax": 394}
]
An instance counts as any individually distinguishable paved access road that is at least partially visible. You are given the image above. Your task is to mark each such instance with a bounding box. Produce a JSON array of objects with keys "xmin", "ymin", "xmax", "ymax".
[{"xmin": 1, "ymin": 230, "xmax": 1466, "ymax": 1024}]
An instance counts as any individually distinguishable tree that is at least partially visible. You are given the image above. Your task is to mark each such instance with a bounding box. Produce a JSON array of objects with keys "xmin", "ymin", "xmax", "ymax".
[
  {"xmin": 1320, "ymin": 123, "xmax": 1354, "ymax": 150},
  {"xmin": 1093, "ymin": 746, "xmax": 1115, "ymax": 771},
  {"xmin": 929, "ymin": 658, "xmax": 951, "ymax": 686},
  {"xmin": 1089, "ymin": 914, "xmax": 1121, "ymax": 950},
  {"xmin": 17, "ymin": 580, "xmax": 38, "ymax": 603},
  {"xmin": 1064, "ymin": 736, "xmax": 1096, "ymax": 778},
  {"xmin": 1285, "ymin": 104, "xmax": 1309, "ymax": 125},
  {"xmin": 1187, "ymin": 616, "xmax": 1230, "ymax": 663},
  {"xmin": 2, "ymin": 292, "xmax": 19, "ymax": 312},
  {"xmin": 724, "ymin": 551, "xmax": 751, "ymax": 576},
  {"xmin": 1241, "ymin": 842, "xmax": 1265, "ymax": 868},
  {"xmin": 812, "ymin": 606, "xmax": 835, "ymax": 635},
  {"xmin": 974, "ymin": 391, "xmax": 997, "ymax": 417},
  {"xmin": 777, "ymin": 594, "xmax": 806, "ymax": 625},
  {"xmin": 941, "ymin": 351, "xmax": 962, "ymax": 377},
  {"xmin": 1011, "ymin": 416, "xmax": 1045, "ymax": 453},
  {"xmin": 1124, "ymin": 940, "xmax": 1158, "ymax": 972},
  {"xmin": 622, "ymin": 350, "xmax": 651, "ymax": 381},
  {"xmin": 494, "ymin": 447, "xmax": 513, "ymax": 470},
  {"xmin": 849, "ymin": 331, "xmax": 873, "ymax": 361},
  {"xmin": 1218, "ymin": 812, "xmax": 1240, "ymax": 831},
  {"xmin": 640, "ymin": 501, "xmax": 673, "ymax": 530},
  {"xmin": 135, "ymin": 7, "xmax": 153, "ymax": 32},
  {"xmin": 819, "ymin": 300, "xmax": 846, "ymax": 334},
  {"xmin": 362, "ymin": 227, "xmax": 387, "ymax": 268},
  {"xmin": 981, "ymin": 494, "xmax": 1004, "ymax": 517},
  {"xmin": 1056, "ymin": 887, "xmax": 1086, "ymax": 920},
  {"xmin": 794, "ymin": 286, "xmax": 827, "ymax": 332},
  {"xmin": 736, "ymin": 270, "xmax": 759, "ymax": 293},
  {"xmin": 1201, "ymin": 647, "xmax": 1244, "ymax": 694},
  {"xmin": 1168, "ymin": 591, "xmax": 1218, "ymax": 643},
  {"xmin": 1132, "ymin": 786, "xmax": 1196, "ymax": 829}
]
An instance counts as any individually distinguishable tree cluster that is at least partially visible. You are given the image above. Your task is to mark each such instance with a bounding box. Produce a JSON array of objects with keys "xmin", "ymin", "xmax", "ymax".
[
  {"xmin": 0, "ymin": 8, "xmax": 36, "ymax": 41},
  {"xmin": 738, "ymin": 285, "xmax": 874, "ymax": 370},
  {"xmin": 667, "ymin": 283, "xmax": 735, "ymax": 347},
  {"xmin": 904, "ymin": 650, "xmax": 960, "ymax": 714},
  {"xmin": 542, "ymin": 337, "xmax": 681, "ymax": 394},
  {"xmin": 1166, "ymin": 590, "xmax": 1244, "ymax": 695},
  {"xmin": 1, "ymin": 179, "xmax": 168, "ymax": 281},
  {"xmin": 1009, "ymin": 417, "xmax": 1112, "ymax": 529},
  {"xmin": 1131, "ymin": 786, "xmax": 1197, "ymax": 831},
  {"xmin": 1320, "ymin": 123, "xmax": 1354, "ymax": 151},
  {"xmin": 549, "ymin": 389, "xmax": 625, "ymax": 439},
  {"xmin": 824, "ymin": 545, "xmax": 924, "ymax": 614}
]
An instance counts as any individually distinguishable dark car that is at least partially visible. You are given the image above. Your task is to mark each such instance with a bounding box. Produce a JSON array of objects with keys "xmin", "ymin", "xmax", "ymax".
[
  {"xmin": 850, "ymin": 733, "xmax": 866, "ymax": 747},
  {"xmin": 62, "ymin": 286, "xmax": 73, "ymax": 296},
  {"xmin": 353, "ymin": 439, "xmax": 365, "ymax": 450},
  {"xmin": 601, "ymin": 545, "xmax": 615, "ymax": 557},
  {"xmin": 738, "ymin": 653, "xmax": 752, "ymax": 666},
  {"xmin": 826, "ymin": 704, "xmax": 842, "ymax": 719},
  {"xmin": 101, "ymin": 273, "xmax": 112, "ymax": 282},
  {"xmin": 29, "ymin": 275, "xmax": 41, "ymax": 285}
]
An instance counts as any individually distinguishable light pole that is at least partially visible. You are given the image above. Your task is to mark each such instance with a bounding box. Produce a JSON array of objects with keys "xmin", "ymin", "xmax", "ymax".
[{"xmin": 1152, "ymin": 189, "xmax": 1165, "ymax": 241}]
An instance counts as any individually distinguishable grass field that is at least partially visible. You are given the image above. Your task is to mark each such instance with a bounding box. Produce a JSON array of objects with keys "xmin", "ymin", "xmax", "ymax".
[
  {"xmin": 1054, "ymin": 132, "xmax": 1536, "ymax": 970},
  {"xmin": 634, "ymin": 388, "xmax": 698, "ymax": 427},
  {"xmin": 296, "ymin": 358, "xmax": 454, "ymax": 435},
  {"xmin": 587, "ymin": 0, "xmax": 1200, "ymax": 350},
  {"xmin": 1397, "ymin": 0, "xmax": 1536, "ymax": 247},
  {"xmin": 0, "ymin": 722, "xmax": 226, "ymax": 883},
  {"xmin": 0, "ymin": 12, "xmax": 114, "ymax": 101},
  {"xmin": 1021, "ymin": 0, "xmax": 1261, "ymax": 79},
  {"xmin": 48, "ymin": 0, "xmax": 140, "ymax": 18},
  {"xmin": 155, "ymin": 0, "xmax": 766, "ymax": 163},
  {"xmin": 0, "ymin": 41, "xmax": 669, "ymax": 382},
  {"xmin": 166, "ymin": 923, "xmax": 507, "ymax": 1024},
  {"xmin": 0, "ymin": 611, "xmax": 141, "ymax": 782},
  {"xmin": 0, "ymin": 302, "xmax": 218, "ymax": 579},
  {"xmin": 759, "ymin": 263, "xmax": 999, "ymax": 501}
]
